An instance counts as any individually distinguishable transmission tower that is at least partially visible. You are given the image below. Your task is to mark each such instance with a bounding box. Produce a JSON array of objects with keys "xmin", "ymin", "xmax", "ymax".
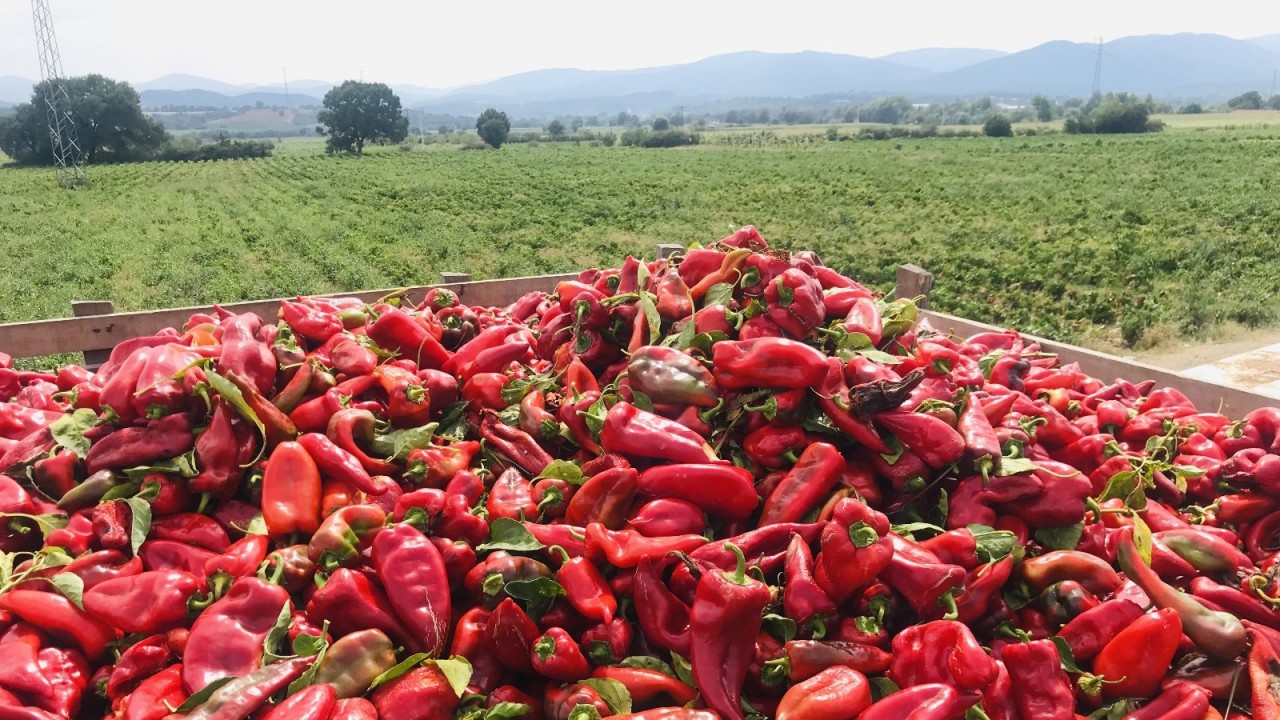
[
  {"xmin": 1091, "ymin": 37, "xmax": 1104, "ymax": 97},
  {"xmin": 31, "ymin": 0, "xmax": 86, "ymax": 186}
]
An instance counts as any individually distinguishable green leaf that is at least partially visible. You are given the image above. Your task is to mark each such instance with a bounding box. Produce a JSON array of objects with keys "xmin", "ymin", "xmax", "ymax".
[
  {"xmin": 761, "ymin": 613, "xmax": 797, "ymax": 643},
  {"xmin": 688, "ymin": 330, "xmax": 730, "ymax": 356},
  {"xmin": 49, "ymin": 408, "xmax": 98, "ymax": 456},
  {"xmin": 0, "ymin": 512, "xmax": 68, "ymax": 540},
  {"xmin": 173, "ymin": 677, "xmax": 234, "ymax": 713},
  {"xmin": 370, "ymin": 423, "xmax": 439, "ymax": 461},
  {"xmin": 292, "ymin": 622, "xmax": 329, "ymax": 657},
  {"xmin": 436, "ymin": 402, "xmax": 470, "ymax": 442},
  {"xmin": 503, "ymin": 577, "xmax": 566, "ymax": 618},
  {"xmin": 855, "ymin": 348, "xmax": 903, "ymax": 365},
  {"xmin": 617, "ymin": 656, "xmax": 676, "ymax": 677},
  {"xmin": 1132, "ymin": 512, "xmax": 1153, "ymax": 566},
  {"xmin": 434, "ymin": 656, "xmax": 473, "ymax": 698},
  {"xmin": 703, "ymin": 282, "xmax": 735, "ymax": 309},
  {"xmin": 1034, "ymin": 523, "xmax": 1084, "ymax": 552},
  {"xmin": 995, "ymin": 457, "xmax": 1037, "ymax": 477},
  {"xmin": 968, "ymin": 525, "xmax": 1017, "ymax": 562},
  {"xmin": 483, "ymin": 703, "xmax": 534, "ymax": 720},
  {"xmin": 261, "ymin": 601, "xmax": 295, "ymax": 663},
  {"xmin": 579, "ymin": 678, "xmax": 632, "ymax": 715},
  {"xmin": 477, "ymin": 518, "xmax": 545, "ymax": 553},
  {"xmin": 1050, "ymin": 636, "xmax": 1087, "ymax": 674},
  {"xmin": 1088, "ymin": 700, "xmax": 1140, "ymax": 720},
  {"xmin": 629, "ymin": 390, "xmax": 654, "ymax": 413},
  {"xmin": 537, "ymin": 460, "xmax": 585, "ymax": 486},
  {"xmin": 890, "ymin": 522, "xmax": 945, "ymax": 540},
  {"xmin": 669, "ymin": 320, "xmax": 697, "ymax": 351},
  {"xmin": 204, "ymin": 369, "xmax": 266, "ymax": 443},
  {"xmin": 49, "ymin": 571, "xmax": 85, "ymax": 610},
  {"xmin": 637, "ymin": 292, "xmax": 662, "ymax": 342},
  {"xmin": 243, "ymin": 514, "xmax": 269, "ymax": 536},
  {"xmin": 124, "ymin": 496, "xmax": 152, "ymax": 557},
  {"xmin": 671, "ymin": 652, "xmax": 696, "ymax": 689},
  {"xmin": 869, "ymin": 677, "xmax": 900, "ymax": 701},
  {"xmin": 582, "ymin": 395, "xmax": 610, "ymax": 436},
  {"xmin": 370, "ymin": 653, "xmax": 429, "ymax": 690}
]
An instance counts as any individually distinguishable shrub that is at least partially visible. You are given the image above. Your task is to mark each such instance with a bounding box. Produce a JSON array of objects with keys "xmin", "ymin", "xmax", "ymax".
[{"xmin": 983, "ymin": 115, "xmax": 1013, "ymax": 137}]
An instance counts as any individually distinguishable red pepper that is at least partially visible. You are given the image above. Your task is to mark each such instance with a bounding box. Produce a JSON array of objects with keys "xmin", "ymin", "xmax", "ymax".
[
  {"xmin": 710, "ymin": 337, "xmax": 829, "ymax": 390},
  {"xmin": 486, "ymin": 598, "xmax": 541, "ymax": 673},
  {"xmin": 774, "ymin": 665, "xmax": 870, "ymax": 720},
  {"xmin": 742, "ymin": 425, "xmax": 812, "ymax": 470},
  {"xmin": 815, "ymin": 498, "xmax": 893, "ymax": 604},
  {"xmin": 0, "ymin": 624, "xmax": 56, "ymax": 707},
  {"xmin": 120, "ymin": 664, "xmax": 186, "ymax": 720},
  {"xmin": 262, "ymin": 440, "xmax": 322, "ymax": 536},
  {"xmin": 330, "ymin": 337, "xmax": 378, "ymax": 376},
  {"xmin": 405, "ymin": 441, "xmax": 480, "ymax": 488},
  {"xmin": 478, "ymin": 410, "xmax": 554, "ymax": 476},
  {"xmin": 857, "ymin": 683, "xmax": 979, "ymax": 720},
  {"xmin": 263, "ymin": 682, "xmax": 336, "ymax": 720},
  {"xmin": 182, "ymin": 577, "xmax": 290, "ymax": 693},
  {"xmin": 765, "ymin": 267, "xmax": 825, "ymax": 339},
  {"xmin": 580, "ymin": 617, "xmax": 632, "ymax": 666},
  {"xmin": 532, "ymin": 476, "xmax": 574, "ymax": 520},
  {"xmin": 548, "ymin": 546, "xmax": 617, "ymax": 624},
  {"xmin": 627, "ymin": 497, "xmax": 706, "ymax": 537},
  {"xmin": 875, "ymin": 409, "xmax": 965, "ymax": 469},
  {"xmin": 518, "ymin": 388, "xmax": 560, "ymax": 441},
  {"xmin": 637, "ymin": 463, "xmax": 756, "ymax": 520},
  {"xmin": 999, "ymin": 639, "xmax": 1074, "ymax": 720},
  {"xmin": 1094, "ymin": 607, "xmax": 1183, "ymax": 698},
  {"xmin": 85, "ymin": 412, "xmax": 193, "ymax": 474},
  {"xmin": 1127, "ymin": 683, "xmax": 1212, "ymax": 720},
  {"xmin": 0, "ymin": 590, "xmax": 116, "ymax": 661},
  {"xmin": 558, "ymin": 390, "xmax": 603, "ymax": 455},
  {"xmin": 530, "ymin": 627, "xmax": 591, "ymax": 681},
  {"xmin": 634, "ymin": 557, "xmax": 692, "ymax": 657},
  {"xmin": 306, "ymin": 568, "xmax": 419, "ymax": 652},
  {"xmin": 83, "ymin": 570, "xmax": 200, "ymax": 635},
  {"xmin": 627, "ymin": 346, "xmax": 719, "ymax": 407},
  {"xmin": 487, "ymin": 467, "xmax": 540, "ymax": 521},
  {"xmin": 30, "ymin": 449, "xmax": 78, "ymax": 500},
  {"xmin": 325, "ymin": 408, "xmax": 400, "ymax": 475},
  {"xmin": 297, "ymin": 432, "xmax": 390, "ymax": 496},
  {"xmin": 689, "ymin": 543, "xmax": 770, "ymax": 720},
  {"xmin": 585, "ymin": 524, "xmax": 707, "ymax": 568},
  {"xmin": 760, "ymin": 441, "xmax": 843, "ymax": 525},
  {"xmin": 217, "ymin": 312, "xmax": 277, "ymax": 394},
  {"xmin": 783, "ymin": 533, "xmax": 837, "ymax": 627},
  {"xmin": 204, "ymin": 534, "xmax": 269, "ymax": 582},
  {"xmin": 887, "ymin": 620, "xmax": 997, "ymax": 692},
  {"xmin": 448, "ymin": 607, "xmax": 504, "ymax": 692},
  {"xmin": 372, "ymin": 523, "xmax": 451, "ymax": 658},
  {"xmin": 765, "ymin": 640, "xmax": 893, "ymax": 683},
  {"xmin": 1019, "ymin": 550, "xmax": 1123, "ymax": 596},
  {"xmin": 595, "ymin": 665, "xmax": 699, "ymax": 707},
  {"xmin": 367, "ymin": 306, "xmax": 450, "ymax": 370},
  {"xmin": 600, "ymin": 401, "xmax": 717, "ymax": 464}
]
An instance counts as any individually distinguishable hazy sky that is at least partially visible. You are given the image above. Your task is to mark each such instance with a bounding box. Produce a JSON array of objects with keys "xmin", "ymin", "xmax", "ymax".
[{"xmin": 2, "ymin": 0, "xmax": 1276, "ymax": 88}]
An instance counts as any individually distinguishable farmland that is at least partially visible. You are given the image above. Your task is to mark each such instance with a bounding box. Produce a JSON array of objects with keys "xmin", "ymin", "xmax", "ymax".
[{"xmin": 1, "ymin": 125, "xmax": 1279, "ymax": 358}]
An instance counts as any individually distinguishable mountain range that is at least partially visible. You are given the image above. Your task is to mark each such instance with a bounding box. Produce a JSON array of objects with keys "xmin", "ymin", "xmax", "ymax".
[{"xmin": 2, "ymin": 33, "xmax": 1278, "ymax": 116}]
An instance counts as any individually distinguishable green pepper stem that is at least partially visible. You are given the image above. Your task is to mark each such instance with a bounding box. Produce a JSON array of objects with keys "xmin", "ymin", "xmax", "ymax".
[
  {"xmin": 547, "ymin": 545, "xmax": 572, "ymax": 564},
  {"xmin": 725, "ymin": 542, "xmax": 748, "ymax": 585}
]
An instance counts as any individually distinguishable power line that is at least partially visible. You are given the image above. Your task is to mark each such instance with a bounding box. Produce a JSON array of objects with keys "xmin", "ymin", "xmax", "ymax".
[
  {"xmin": 1092, "ymin": 37, "xmax": 1104, "ymax": 97},
  {"xmin": 31, "ymin": 0, "xmax": 86, "ymax": 187}
]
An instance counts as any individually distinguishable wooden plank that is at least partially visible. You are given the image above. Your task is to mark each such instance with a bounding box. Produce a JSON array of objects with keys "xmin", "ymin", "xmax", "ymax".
[
  {"xmin": 0, "ymin": 273, "xmax": 576, "ymax": 359},
  {"xmin": 72, "ymin": 301, "xmax": 114, "ymax": 367},
  {"xmin": 439, "ymin": 272, "xmax": 472, "ymax": 284},
  {"xmin": 656, "ymin": 244, "xmax": 684, "ymax": 259},
  {"xmin": 922, "ymin": 309, "xmax": 1277, "ymax": 416},
  {"xmin": 895, "ymin": 264, "xmax": 934, "ymax": 309}
]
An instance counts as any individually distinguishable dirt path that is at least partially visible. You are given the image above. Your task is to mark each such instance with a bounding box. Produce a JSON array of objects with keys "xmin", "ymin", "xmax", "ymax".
[{"xmin": 1134, "ymin": 328, "xmax": 1280, "ymax": 371}]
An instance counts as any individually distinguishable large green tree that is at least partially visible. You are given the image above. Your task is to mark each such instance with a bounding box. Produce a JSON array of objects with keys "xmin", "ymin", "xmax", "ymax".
[
  {"xmin": 316, "ymin": 81, "xmax": 409, "ymax": 154},
  {"xmin": 0, "ymin": 74, "xmax": 168, "ymax": 165},
  {"xmin": 476, "ymin": 108, "xmax": 511, "ymax": 149}
]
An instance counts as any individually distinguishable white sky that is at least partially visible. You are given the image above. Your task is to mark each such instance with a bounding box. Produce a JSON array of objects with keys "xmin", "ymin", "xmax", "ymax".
[{"xmin": 1, "ymin": 0, "xmax": 1275, "ymax": 88}]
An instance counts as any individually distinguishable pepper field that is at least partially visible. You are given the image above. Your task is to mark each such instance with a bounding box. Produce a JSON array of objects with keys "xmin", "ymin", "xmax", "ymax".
[{"xmin": 1, "ymin": 127, "xmax": 1279, "ymax": 350}]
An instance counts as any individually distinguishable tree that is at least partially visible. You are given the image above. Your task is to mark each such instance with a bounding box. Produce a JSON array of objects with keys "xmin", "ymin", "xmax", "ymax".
[
  {"xmin": 864, "ymin": 96, "xmax": 912, "ymax": 125},
  {"xmin": 316, "ymin": 81, "xmax": 408, "ymax": 155},
  {"xmin": 1091, "ymin": 99, "xmax": 1155, "ymax": 133},
  {"xmin": 546, "ymin": 119, "xmax": 566, "ymax": 139},
  {"xmin": 1268, "ymin": 95, "xmax": 1280, "ymax": 111},
  {"xmin": 476, "ymin": 108, "xmax": 511, "ymax": 148},
  {"xmin": 983, "ymin": 115, "xmax": 1013, "ymax": 137},
  {"xmin": 1228, "ymin": 91, "xmax": 1263, "ymax": 110},
  {"xmin": 0, "ymin": 74, "xmax": 168, "ymax": 165},
  {"xmin": 1179, "ymin": 103, "xmax": 1204, "ymax": 114},
  {"xmin": 651, "ymin": 117, "xmax": 669, "ymax": 131},
  {"xmin": 1031, "ymin": 95, "xmax": 1055, "ymax": 122}
]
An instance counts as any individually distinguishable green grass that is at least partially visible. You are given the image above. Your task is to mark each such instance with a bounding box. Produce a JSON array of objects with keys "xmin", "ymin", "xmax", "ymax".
[{"xmin": 1, "ymin": 128, "xmax": 1278, "ymax": 356}]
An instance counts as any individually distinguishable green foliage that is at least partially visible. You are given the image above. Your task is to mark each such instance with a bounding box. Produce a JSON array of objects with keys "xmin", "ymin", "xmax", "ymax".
[
  {"xmin": 983, "ymin": 115, "xmax": 1013, "ymax": 138},
  {"xmin": 317, "ymin": 81, "xmax": 408, "ymax": 155},
  {"xmin": 546, "ymin": 120, "xmax": 566, "ymax": 139},
  {"xmin": 158, "ymin": 134, "xmax": 274, "ymax": 162},
  {"xmin": 1031, "ymin": 96, "xmax": 1055, "ymax": 122},
  {"xmin": 864, "ymin": 96, "xmax": 913, "ymax": 124},
  {"xmin": 0, "ymin": 75, "xmax": 168, "ymax": 165},
  {"xmin": 1227, "ymin": 91, "xmax": 1263, "ymax": 110},
  {"xmin": 651, "ymin": 117, "xmax": 670, "ymax": 131},
  {"xmin": 1179, "ymin": 103, "xmax": 1204, "ymax": 114},
  {"xmin": 619, "ymin": 128, "xmax": 699, "ymax": 148},
  {"xmin": 2, "ymin": 128, "xmax": 1280, "ymax": 365},
  {"xmin": 476, "ymin": 109, "xmax": 511, "ymax": 149},
  {"xmin": 1064, "ymin": 95, "xmax": 1161, "ymax": 135}
]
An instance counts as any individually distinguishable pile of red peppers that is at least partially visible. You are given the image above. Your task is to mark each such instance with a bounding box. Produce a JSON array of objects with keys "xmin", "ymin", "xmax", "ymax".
[{"xmin": 1, "ymin": 226, "xmax": 1280, "ymax": 720}]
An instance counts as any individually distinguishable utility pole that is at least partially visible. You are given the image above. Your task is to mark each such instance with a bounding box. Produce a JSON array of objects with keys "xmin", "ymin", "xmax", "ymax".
[
  {"xmin": 31, "ymin": 0, "xmax": 86, "ymax": 187},
  {"xmin": 1091, "ymin": 37, "xmax": 1104, "ymax": 97},
  {"xmin": 283, "ymin": 67, "xmax": 292, "ymax": 109}
]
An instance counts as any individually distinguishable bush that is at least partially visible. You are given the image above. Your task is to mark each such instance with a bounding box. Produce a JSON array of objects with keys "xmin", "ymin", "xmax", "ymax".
[
  {"xmin": 157, "ymin": 136, "xmax": 274, "ymax": 162},
  {"xmin": 619, "ymin": 128, "xmax": 699, "ymax": 148},
  {"xmin": 983, "ymin": 115, "xmax": 1013, "ymax": 137}
]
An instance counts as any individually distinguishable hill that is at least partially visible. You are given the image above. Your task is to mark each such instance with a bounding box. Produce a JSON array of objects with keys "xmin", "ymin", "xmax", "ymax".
[
  {"xmin": 878, "ymin": 47, "xmax": 1007, "ymax": 73},
  {"xmin": 140, "ymin": 89, "xmax": 323, "ymax": 109},
  {"xmin": 0, "ymin": 76, "xmax": 34, "ymax": 105}
]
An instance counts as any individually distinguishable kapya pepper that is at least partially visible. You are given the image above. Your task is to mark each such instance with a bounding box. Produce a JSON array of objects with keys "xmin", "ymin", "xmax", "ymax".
[
  {"xmin": 710, "ymin": 337, "xmax": 829, "ymax": 390},
  {"xmin": 305, "ymin": 568, "xmax": 419, "ymax": 652},
  {"xmin": 887, "ymin": 620, "xmax": 997, "ymax": 692},
  {"xmin": 181, "ymin": 577, "xmax": 291, "ymax": 693},
  {"xmin": 774, "ymin": 666, "xmax": 871, "ymax": 720},
  {"xmin": 261, "ymin": 440, "xmax": 322, "ymax": 536},
  {"xmin": 311, "ymin": 629, "xmax": 398, "ymax": 698},
  {"xmin": 815, "ymin": 498, "xmax": 893, "ymax": 604},
  {"xmin": 999, "ymin": 639, "xmax": 1074, "ymax": 720},
  {"xmin": 600, "ymin": 401, "xmax": 717, "ymax": 465},
  {"xmin": 372, "ymin": 523, "xmax": 451, "ymax": 658},
  {"xmin": 688, "ymin": 543, "xmax": 770, "ymax": 720},
  {"xmin": 636, "ymin": 463, "xmax": 757, "ymax": 520},
  {"xmin": 759, "ymin": 441, "xmax": 844, "ymax": 526},
  {"xmin": 0, "ymin": 590, "xmax": 116, "ymax": 661},
  {"xmin": 783, "ymin": 533, "xmax": 837, "ymax": 627},
  {"xmin": 765, "ymin": 267, "xmax": 825, "ymax": 339},
  {"xmin": 486, "ymin": 598, "xmax": 541, "ymax": 673},
  {"xmin": 85, "ymin": 412, "xmax": 193, "ymax": 475},
  {"xmin": 530, "ymin": 627, "xmax": 592, "ymax": 682},
  {"xmin": 82, "ymin": 570, "xmax": 201, "ymax": 635},
  {"xmin": 1093, "ymin": 607, "xmax": 1183, "ymax": 699},
  {"xmin": 627, "ymin": 346, "xmax": 719, "ymax": 407}
]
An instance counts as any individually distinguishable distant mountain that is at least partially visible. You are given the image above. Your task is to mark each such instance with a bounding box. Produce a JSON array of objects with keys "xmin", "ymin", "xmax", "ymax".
[
  {"xmin": 140, "ymin": 89, "xmax": 322, "ymax": 109},
  {"xmin": 135, "ymin": 73, "xmax": 248, "ymax": 94},
  {"xmin": 878, "ymin": 47, "xmax": 1007, "ymax": 73},
  {"xmin": 1251, "ymin": 34, "xmax": 1280, "ymax": 52},
  {"xmin": 917, "ymin": 33, "xmax": 1280, "ymax": 98},
  {"xmin": 0, "ymin": 76, "xmax": 34, "ymax": 104}
]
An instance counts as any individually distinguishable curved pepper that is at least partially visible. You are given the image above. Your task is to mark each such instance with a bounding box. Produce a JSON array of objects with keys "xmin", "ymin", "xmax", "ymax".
[
  {"xmin": 760, "ymin": 441, "xmax": 844, "ymax": 526},
  {"xmin": 1094, "ymin": 607, "xmax": 1183, "ymax": 699},
  {"xmin": 689, "ymin": 544, "xmax": 770, "ymax": 720},
  {"xmin": 0, "ymin": 590, "xmax": 116, "ymax": 661},
  {"xmin": 710, "ymin": 337, "xmax": 828, "ymax": 390},
  {"xmin": 857, "ymin": 683, "xmax": 979, "ymax": 720},
  {"xmin": 184, "ymin": 656, "xmax": 311, "ymax": 720},
  {"xmin": 83, "ymin": 570, "xmax": 201, "ymax": 635},
  {"xmin": 182, "ymin": 577, "xmax": 291, "ymax": 693},
  {"xmin": 585, "ymin": 523, "xmax": 707, "ymax": 568},
  {"xmin": 263, "ymin": 682, "xmax": 336, "ymax": 720},
  {"xmin": 627, "ymin": 346, "xmax": 719, "ymax": 407},
  {"xmin": 636, "ymin": 464, "xmax": 756, "ymax": 520},
  {"xmin": 306, "ymin": 568, "xmax": 419, "ymax": 652},
  {"xmin": 296, "ymin": 432, "xmax": 390, "ymax": 496},
  {"xmin": 600, "ymin": 402, "xmax": 717, "ymax": 464},
  {"xmin": 312, "ymin": 629, "xmax": 397, "ymax": 698}
]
